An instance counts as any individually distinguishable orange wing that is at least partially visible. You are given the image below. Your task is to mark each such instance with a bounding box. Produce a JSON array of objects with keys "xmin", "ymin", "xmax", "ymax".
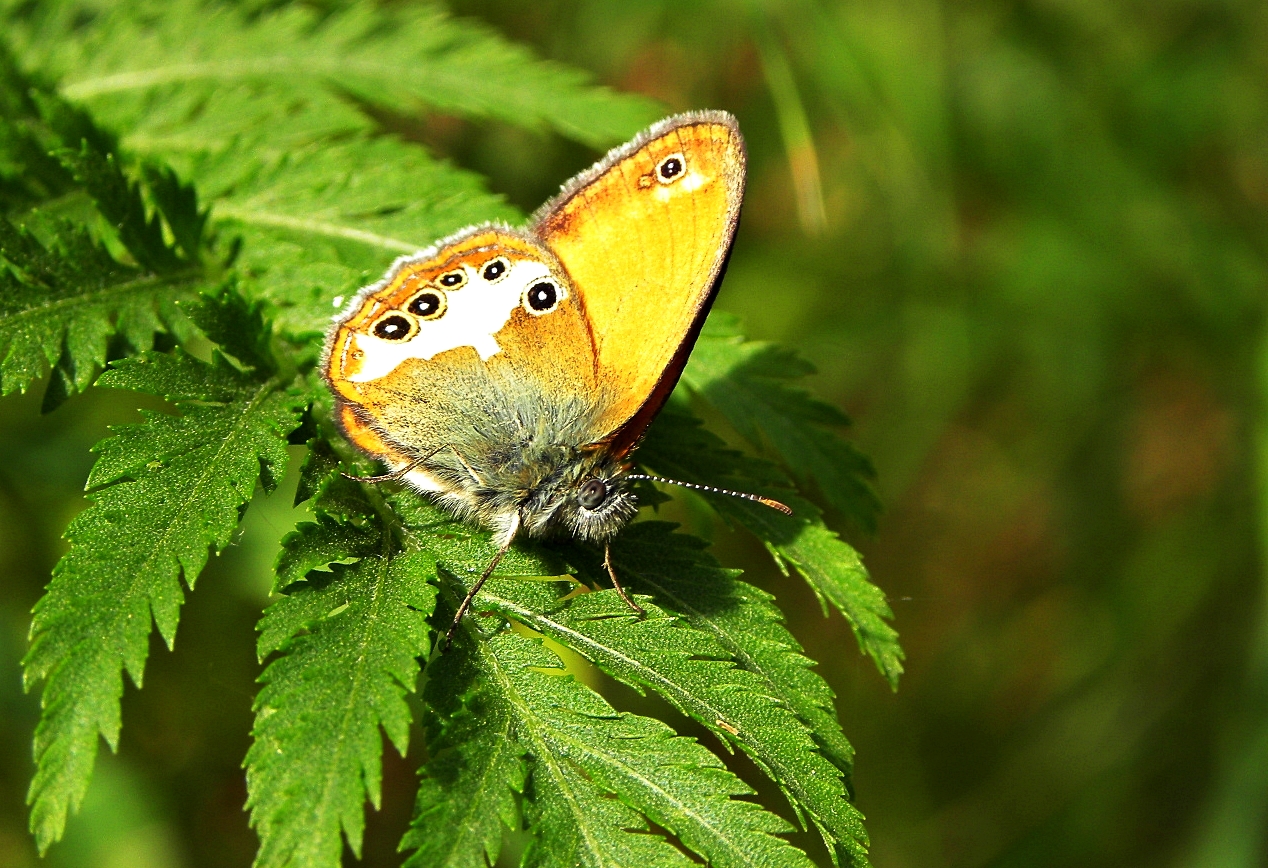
[
  {"xmin": 322, "ymin": 227, "xmax": 602, "ymax": 474},
  {"xmin": 530, "ymin": 111, "xmax": 745, "ymax": 456}
]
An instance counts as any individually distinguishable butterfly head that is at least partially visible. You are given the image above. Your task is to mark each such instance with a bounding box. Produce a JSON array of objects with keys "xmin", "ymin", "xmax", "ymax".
[{"xmin": 511, "ymin": 449, "xmax": 639, "ymax": 543}]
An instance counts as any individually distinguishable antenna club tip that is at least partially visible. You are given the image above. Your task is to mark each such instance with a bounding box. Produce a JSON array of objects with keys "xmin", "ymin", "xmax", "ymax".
[{"xmin": 758, "ymin": 497, "xmax": 794, "ymax": 515}]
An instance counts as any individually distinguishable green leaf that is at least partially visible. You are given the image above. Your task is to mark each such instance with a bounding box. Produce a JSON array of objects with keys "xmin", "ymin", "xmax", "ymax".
[
  {"xmin": 247, "ymin": 521, "xmax": 438, "ymax": 868},
  {"xmin": 1, "ymin": 0, "xmax": 660, "ymax": 338},
  {"xmin": 7, "ymin": 1, "xmax": 660, "ymax": 151},
  {"xmin": 1, "ymin": 0, "xmax": 661, "ymax": 343},
  {"xmin": 0, "ymin": 46, "xmax": 80, "ymax": 213},
  {"xmin": 469, "ymin": 630, "xmax": 814, "ymax": 868},
  {"xmin": 401, "ymin": 632, "xmax": 526, "ymax": 868},
  {"xmin": 0, "ymin": 143, "xmax": 207, "ymax": 399},
  {"xmin": 394, "ymin": 501, "xmax": 824, "ymax": 867},
  {"xmin": 478, "ymin": 530, "xmax": 869, "ymax": 868},
  {"xmin": 56, "ymin": 142, "xmax": 185, "ymax": 272},
  {"xmin": 608, "ymin": 523, "xmax": 858, "ymax": 782},
  {"xmin": 22, "ymin": 332, "xmax": 303, "ymax": 851},
  {"xmin": 638, "ymin": 406, "xmax": 904, "ymax": 688},
  {"xmin": 140, "ymin": 161, "xmax": 210, "ymax": 263},
  {"xmin": 0, "ymin": 195, "xmax": 200, "ymax": 400},
  {"xmin": 292, "ymin": 431, "xmax": 381, "ymax": 523},
  {"xmin": 685, "ymin": 313, "xmax": 881, "ymax": 532},
  {"xmin": 272, "ymin": 515, "xmax": 380, "ymax": 591},
  {"xmin": 0, "ymin": 216, "xmax": 138, "ymax": 396},
  {"xmin": 182, "ymin": 284, "xmax": 275, "ymax": 375}
]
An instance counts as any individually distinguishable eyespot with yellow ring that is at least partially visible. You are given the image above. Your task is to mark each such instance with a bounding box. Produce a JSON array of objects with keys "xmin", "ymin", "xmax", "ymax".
[
  {"xmin": 656, "ymin": 153, "xmax": 686, "ymax": 184},
  {"xmin": 522, "ymin": 279, "xmax": 562, "ymax": 316},
  {"xmin": 480, "ymin": 257, "xmax": 510, "ymax": 282},
  {"xmin": 371, "ymin": 312, "xmax": 417, "ymax": 341},
  {"xmin": 437, "ymin": 270, "xmax": 466, "ymax": 288},
  {"xmin": 407, "ymin": 288, "xmax": 447, "ymax": 321}
]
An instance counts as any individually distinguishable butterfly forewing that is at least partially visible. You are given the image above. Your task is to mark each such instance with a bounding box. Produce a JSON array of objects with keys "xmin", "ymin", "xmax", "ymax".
[{"xmin": 530, "ymin": 111, "xmax": 745, "ymax": 453}]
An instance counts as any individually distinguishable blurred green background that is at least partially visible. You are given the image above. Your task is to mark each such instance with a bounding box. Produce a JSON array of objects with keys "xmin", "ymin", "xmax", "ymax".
[{"xmin": 3, "ymin": 0, "xmax": 1267, "ymax": 866}]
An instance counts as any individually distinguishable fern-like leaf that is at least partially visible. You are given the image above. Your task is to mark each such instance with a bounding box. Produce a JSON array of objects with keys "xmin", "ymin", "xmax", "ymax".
[
  {"xmin": 248, "ymin": 517, "xmax": 437, "ymax": 868},
  {"xmin": 612, "ymin": 523, "xmax": 858, "ymax": 780},
  {"xmin": 402, "ymin": 632, "xmax": 526, "ymax": 868},
  {"xmin": 0, "ymin": 45, "xmax": 81, "ymax": 213},
  {"xmin": 639, "ymin": 406, "xmax": 905, "ymax": 688},
  {"xmin": 474, "ymin": 629, "xmax": 814, "ymax": 868},
  {"xmin": 0, "ymin": 138, "xmax": 206, "ymax": 400},
  {"xmin": 21, "ymin": 293, "xmax": 303, "ymax": 851},
  {"xmin": 18, "ymin": 1, "xmax": 660, "ymax": 148},
  {"xmin": 479, "ymin": 534, "xmax": 869, "ymax": 867},
  {"xmin": 685, "ymin": 313, "xmax": 881, "ymax": 531},
  {"xmin": 4, "ymin": 0, "xmax": 660, "ymax": 341},
  {"xmin": 198, "ymin": 135, "xmax": 519, "ymax": 336}
]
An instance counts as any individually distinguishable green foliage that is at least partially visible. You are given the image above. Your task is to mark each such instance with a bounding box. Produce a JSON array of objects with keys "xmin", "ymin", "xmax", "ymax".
[
  {"xmin": 249, "ymin": 527, "xmax": 437, "ymax": 866},
  {"xmin": 403, "ymin": 649, "xmax": 526, "ymax": 868},
  {"xmin": 686, "ymin": 314, "xmax": 881, "ymax": 531},
  {"xmin": 206, "ymin": 135, "xmax": 520, "ymax": 337},
  {"xmin": 639, "ymin": 408, "xmax": 904, "ymax": 687},
  {"xmin": 2, "ymin": 2, "xmax": 898, "ymax": 866},
  {"xmin": 0, "ymin": 133, "xmax": 206, "ymax": 403},
  {"xmin": 7, "ymin": 0, "xmax": 660, "ymax": 149},
  {"xmin": 467, "ymin": 631, "xmax": 811, "ymax": 868},
  {"xmin": 22, "ymin": 292, "xmax": 304, "ymax": 850},
  {"xmin": 479, "ymin": 526, "xmax": 870, "ymax": 865}
]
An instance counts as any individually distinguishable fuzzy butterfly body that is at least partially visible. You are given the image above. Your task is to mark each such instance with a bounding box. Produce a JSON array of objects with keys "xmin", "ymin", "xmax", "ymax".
[{"xmin": 323, "ymin": 111, "xmax": 748, "ymax": 632}]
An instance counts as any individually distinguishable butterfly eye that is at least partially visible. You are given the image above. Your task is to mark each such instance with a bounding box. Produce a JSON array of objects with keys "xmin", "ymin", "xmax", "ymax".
[
  {"xmin": 656, "ymin": 153, "xmax": 686, "ymax": 183},
  {"xmin": 407, "ymin": 290, "xmax": 447, "ymax": 320},
  {"xmin": 372, "ymin": 313, "xmax": 415, "ymax": 341},
  {"xmin": 578, "ymin": 478, "xmax": 608, "ymax": 510},
  {"xmin": 481, "ymin": 258, "xmax": 509, "ymax": 282},
  {"xmin": 523, "ymin": 280, "xmax": 560, "ymax": 315},
  {"xmin": 438, "ymin": 270, "xmax": 466, "ymax": 288}
]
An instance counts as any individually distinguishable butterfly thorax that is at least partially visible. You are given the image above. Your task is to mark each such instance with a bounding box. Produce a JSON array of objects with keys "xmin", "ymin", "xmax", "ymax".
[{"xmin": 414, "ymin": 434, "xmax": 638, "ymax": 546}]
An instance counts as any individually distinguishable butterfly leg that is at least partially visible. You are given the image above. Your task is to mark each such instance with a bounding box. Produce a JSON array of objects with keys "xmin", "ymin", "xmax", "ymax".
[
  {"xmin": 448, "ymin": 446, "xmax": 487, "ymax": 487},
  {"xmin": 604, "ymin": 542, "xmax": 647, "ymax": 617},
  {"xmin": 443, "ymin": 512, "xmax": 521, "ymax": 651},
  {"xmin": 341, "ymin": 447, "xmax": 439, "ymax": 484}
]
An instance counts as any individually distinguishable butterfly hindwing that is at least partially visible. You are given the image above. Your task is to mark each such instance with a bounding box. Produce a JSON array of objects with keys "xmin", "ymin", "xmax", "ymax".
[
  {"xmin": 324, "ymin": 227, "xmax": 603, "ymax": 489},
  {"xmin": 530, "ymin": 111, "xmax": 745, "ymax": 454}
]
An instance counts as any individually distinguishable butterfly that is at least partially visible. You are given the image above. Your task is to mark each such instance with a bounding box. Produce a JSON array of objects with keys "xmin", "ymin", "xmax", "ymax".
[{"xmin": 322, "ymin": 110, "xmax": 788, "ymax": 644}]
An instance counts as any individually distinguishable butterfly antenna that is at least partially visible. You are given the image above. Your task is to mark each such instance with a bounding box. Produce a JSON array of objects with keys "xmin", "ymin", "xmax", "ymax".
[{"xmin": 626, "ymin": 474, "xmax": 793, "ymax": 515}]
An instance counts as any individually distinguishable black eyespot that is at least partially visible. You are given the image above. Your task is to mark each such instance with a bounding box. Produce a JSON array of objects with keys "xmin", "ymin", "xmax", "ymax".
[
  {"xmin": 407, "ymin": 290, "xmax": 446, "ymax": 320},
  {"xmin": 481, "ymin": 258, "xmax": 508, "ymax": 281},
  {"xmin": 439, "ymin": 271, "xmax": 465, "ymax": 287},
  {"xmin": 578, "ymin": 478, "xmax": 608, "ymax": 510},
  {"xmin": 372, "ymin": 314, "xmax": 413, "ymax": 341},
  {"xmin": 658, "ymin": 155, "xmax": 684, "ymax": 181},
  {"xmin": 525, "ymin": 280, "xmax": 558, "ymax": 313}
]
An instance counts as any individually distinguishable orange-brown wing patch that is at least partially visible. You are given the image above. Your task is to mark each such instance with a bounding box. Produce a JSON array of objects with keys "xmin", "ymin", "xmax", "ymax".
[
  {"xmin": 323, "ymin": 227, "xmax": 602, "ymax": 464},
  {"xmin": 531, "ymin": 111, "xmax": 744, "ymax": 453}
]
